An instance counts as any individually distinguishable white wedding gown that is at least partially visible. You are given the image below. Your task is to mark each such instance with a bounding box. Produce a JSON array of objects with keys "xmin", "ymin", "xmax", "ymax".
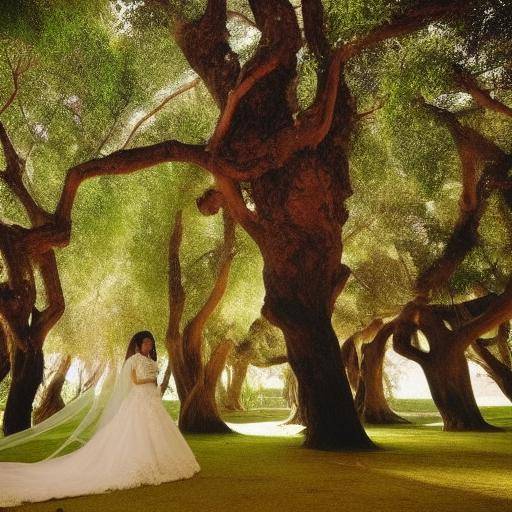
[{"xmin": 0, "ymin": 353, "xmax": 201, "ymax": 507}]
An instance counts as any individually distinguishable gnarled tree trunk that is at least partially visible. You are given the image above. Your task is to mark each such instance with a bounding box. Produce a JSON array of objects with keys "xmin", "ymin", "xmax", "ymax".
[
  {"xmin": 33, "ymin": 354, "xmax": 72, "ymax": 424},
  {"xmin": 422, "ymin": 350, "xmax": 491, "ymax": 430},
  {"xmin": 0, "ymin": 125, "xmax": 65, "ymax": 435},
  {"xmin": 355, "ymin": 321, "xmax": 408, "ymax": 424},
  {"xmin": 165, "ymin": 206, "xmax": 235, "ymax": 433},
  {"xmin": 395, "ymin": 298, "xmax": 506, "ymax": 431},
  {"xmin": 393, "ymin": 95, "xmax": 512, "ymax": 432},
  {"xmin": 179, "ymin": 341, "xmax": 232, "ymax": 432}
]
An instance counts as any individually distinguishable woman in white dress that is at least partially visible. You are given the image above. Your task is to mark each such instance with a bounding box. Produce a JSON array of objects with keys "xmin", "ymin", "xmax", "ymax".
[{"xmin": 0, "ymin": 331, "xmax": 201, "ymax": 507}]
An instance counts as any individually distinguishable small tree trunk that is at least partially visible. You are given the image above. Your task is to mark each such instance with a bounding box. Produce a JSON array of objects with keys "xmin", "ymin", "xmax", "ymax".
[
  {"xmin": 470, "ymin": 342, "xmax": 512, "ymax": 402},
  {"xmin": 284, "ymin": 369, "xmax": 305, "ymax": 425},
  {"xmin": 33, "ymin": 354, "xmax": 72, "ymax": 424},
  {"xmin": 3, "ymin": 345, "xmax": 44, "ymax": 435},
  {"xmin": 341, "ymin": 338, "xmax": 360, "ymax": 393},
  {"xmin": 356, "ymin": 323, "xmax": 408, "ymax": 424},
  {"xmin": 422, "ymin": 350, "xmax": 496, "ymax": 431},
  {"xmin": 167, "ymin": 207, "xmax": 235, "ymax": 434},
  {"xmin": 224, "ymin": 359, "xmax": 249, "ymax": 411},
  {"xmin": 179, "ymin": 341, "xmax": 232, "ymax": 433},
  {"xmin": 160, "ymin": 360, "xmax": 173, "ymax": 397}
]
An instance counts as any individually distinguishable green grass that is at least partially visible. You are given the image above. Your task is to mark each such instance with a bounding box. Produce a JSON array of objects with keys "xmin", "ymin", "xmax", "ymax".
[{"xmin": 0, "ymin": 401, "xmax": 510, "ymax": 512}]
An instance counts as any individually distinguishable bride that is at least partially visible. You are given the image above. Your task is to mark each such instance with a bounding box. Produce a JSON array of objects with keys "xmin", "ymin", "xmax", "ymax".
[{"xmin": 0, "ymin": 331, "xmax": 201, "ymax": 507}]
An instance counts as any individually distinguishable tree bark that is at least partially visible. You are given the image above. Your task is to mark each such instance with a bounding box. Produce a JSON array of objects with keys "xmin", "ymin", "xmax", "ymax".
[
  {"xmin": 3, "ymin": 345, "xmax": 44, "ymax": 435},
  {"xmin": 33, "ymin": 354, "xmax": 72, "ymax": 424},
  {"xmin": 265, "ymin": 300, "xmax": 373, "ymax": 449},
  {"xmin": 422, "ymin": 350, "xmax": 494, "ymax": 431},
  {"xmin": 356, "ymin": 322, "xmax": 408, "ymax": 424},
  {"xmin": 0, "ymin": 330, "xmax": 10, "ymax": 384},
  {"xmin": 179, "ymin": 340, "xmax": 232, "ymax": 433}
]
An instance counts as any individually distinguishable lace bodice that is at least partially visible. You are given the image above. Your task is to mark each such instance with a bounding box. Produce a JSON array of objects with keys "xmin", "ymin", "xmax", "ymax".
[{"xmin": 131, "ymin": 353, "xmax": 158, "ymax": 381}]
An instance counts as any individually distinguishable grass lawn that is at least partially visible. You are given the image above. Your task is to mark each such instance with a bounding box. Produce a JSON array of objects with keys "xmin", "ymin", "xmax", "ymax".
[{"xmin": 0, "ymin": 400, "xmax": 510, "ymax": 512}]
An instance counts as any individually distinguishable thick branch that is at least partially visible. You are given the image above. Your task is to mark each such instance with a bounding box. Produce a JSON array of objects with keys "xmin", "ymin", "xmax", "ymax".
[
  {"xmin": 457, "ymin": 279, "xmax": 512, "ymax": 347},
  {"xmin": 455, "ymin": 65, "xmax": 512, "ymax": 119},
  {"xmin": 167, "ymin": 209, "xmax": 185, "ymax": 342},
  {"xmin": 392, "ymin": 301, "xmax": 429, "ymax": 364},
  {"xmin": 183, "ymin": 209, "xmax": 236, "ymax": 371},
  {"xmin": 30, "ymin": 251, "xmax": 65, "ymax": 347},
  {"xmin": 54, "ymin": 141, "xmax": 210, "ymax": 226},
  {"xmin": 340, "ymin": 1, "xmax": 475, "ymax": 62},
  {"xmin": 172, "ymin": 0, "xmax": 240, "ymax": 108},
  {"xmin": 415, "ymin": 103, "xmax": 511, "ymax": 297}
]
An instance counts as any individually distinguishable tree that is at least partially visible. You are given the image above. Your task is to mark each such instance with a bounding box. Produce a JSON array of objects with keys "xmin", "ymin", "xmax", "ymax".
[
  {"xmin": 0, "ymin": 123, "xmax": 64, "ymax": 435},
  {"xmin": 164, "ymin": 201, "xmax": 235, "ymax": 433},
  {"xmin": 224, "ymin": 316, "xmax": 287, "ymax": 411},
  {"xmin": 392, "ymin": 98, "xmax": 512, "ymax": 430},
  {"xmin": 343, "ymin": 320, "xmax": 408, "ymax": 424}
]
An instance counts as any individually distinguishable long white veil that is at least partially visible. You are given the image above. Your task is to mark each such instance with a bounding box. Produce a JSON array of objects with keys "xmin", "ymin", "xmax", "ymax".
[{"xmin": 0, "ymin": 355, "xmax": 135, "ymax": 460}]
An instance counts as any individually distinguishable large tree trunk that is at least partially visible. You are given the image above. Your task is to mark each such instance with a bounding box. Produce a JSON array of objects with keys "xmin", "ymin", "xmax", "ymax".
[
  {"xmin": 224, "ymin": 359, "xmax": 249, "ymax": 411},
  {"xmin": 3, "ymin": 345, "xmax": 44, "ymax": 435},
  {"xmin": 33, "ymin": 354, "xmax": 71, "ymax": 424},
  {"xmin": 265, "ymin": 296, "xmax": 373, "ymax": 449},
  {"xmin": 422, "ymin": 351, "xmax": 495, "ymax": 431},
  {"xmin": 356, "ymin": 322, "xmax": 408, "ymax": 424}
]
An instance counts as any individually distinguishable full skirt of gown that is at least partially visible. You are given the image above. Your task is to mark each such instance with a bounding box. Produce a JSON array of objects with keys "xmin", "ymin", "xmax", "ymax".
[{"xmin": 0, "ymin": 382, "xmax": 201, "ymax": 507}]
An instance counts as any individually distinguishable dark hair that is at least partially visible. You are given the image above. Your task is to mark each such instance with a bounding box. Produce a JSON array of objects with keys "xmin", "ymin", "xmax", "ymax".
[{"xmin": 125, "ymin": 331, "xmax": 157, "ymax": 361}]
